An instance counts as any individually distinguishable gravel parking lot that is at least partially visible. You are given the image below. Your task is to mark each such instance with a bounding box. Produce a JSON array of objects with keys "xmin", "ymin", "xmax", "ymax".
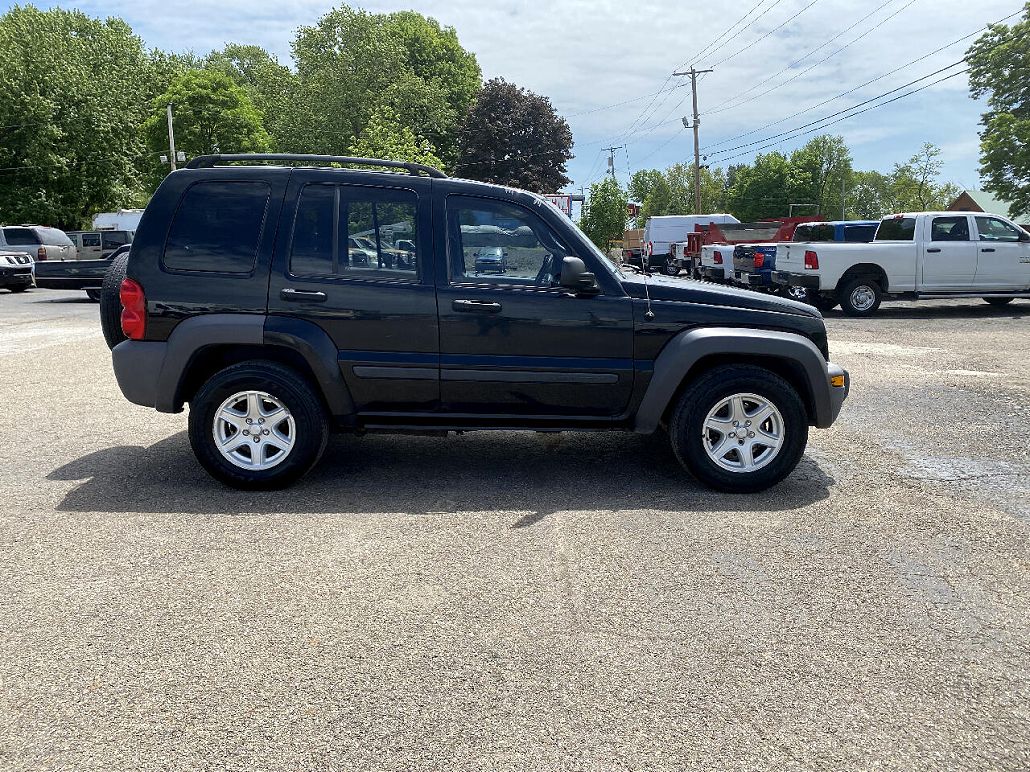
[{"xmin": 1, "ymin": 288, "xmax": 1028, "ymax": 770}]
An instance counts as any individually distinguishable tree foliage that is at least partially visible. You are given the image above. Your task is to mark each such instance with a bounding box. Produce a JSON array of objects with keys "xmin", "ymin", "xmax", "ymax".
[
  {"xmin": 579, "ymin": 177, "xmax": 627, "ymax": 250},
  {"xmin": 967, "ymin": 8, "xmax": 1030, "ymax": 217},
  {"xmin": 348, "ymin": 105, "xmax": 443, "ymax": 169},
  {"xmin": 453, "ymin": 78, "xmax": 574, "ymax": 192},
  {"xmin": 0, "ymin": 6, "xmax": 154, "ymax": 229},
  {"xmin": 290, "ymin": 6, "xmax": 480, "ymax": 165}
]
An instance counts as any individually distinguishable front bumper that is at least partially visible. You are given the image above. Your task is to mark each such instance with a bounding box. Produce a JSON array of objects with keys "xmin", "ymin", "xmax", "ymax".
[
  {"xmin": 824, "ymin": 362, "xmax": 849, "ymax": 427},
  {"xmin": 701, "ymin": 266, "xmax": 726, "ymax": 281},
  {"xmin": 772, "ymin": 270, "xmax": 820, "ymax": 289},
  {"xmin": 0, "ymin": 267, "xmax": 33, "ymax": 288}
]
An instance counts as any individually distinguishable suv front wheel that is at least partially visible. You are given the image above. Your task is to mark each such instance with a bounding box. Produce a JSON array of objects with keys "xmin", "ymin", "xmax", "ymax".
[
  {"xmin": 188, "ymin": 361, "xmax": 329, "ymax": 490},
  {"xmin": 668, "ymin": 365, "xmax": 809, "ymax": 493}
]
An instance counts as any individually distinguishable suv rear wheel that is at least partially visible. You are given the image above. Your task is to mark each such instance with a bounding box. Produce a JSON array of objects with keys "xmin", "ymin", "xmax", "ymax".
[
  {"xmin": 188, "ymin": 361, "xmax": 329, "ymax": 490},
  {"xmin": 668, "ymin": 365, "xmax": 809, "ymax": 493}
]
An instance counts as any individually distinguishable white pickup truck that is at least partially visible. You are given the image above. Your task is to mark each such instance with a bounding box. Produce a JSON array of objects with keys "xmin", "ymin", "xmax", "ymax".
[{"xmin": 772, "ymin": 212, "xmax": 1030, "ymax": 316}]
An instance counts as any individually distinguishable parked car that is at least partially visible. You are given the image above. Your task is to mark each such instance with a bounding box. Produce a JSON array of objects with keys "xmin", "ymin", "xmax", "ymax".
[
  {"xmin": 35, "ymin": 244, "xmax": 130, "ymax": 301},
  {"xmin": 699, "ymin": 244, "xmax": 730, "ymax": 282},
  {"xmin": 473, "ymin": 247, "xmax": 508, "ymax": 274},
  {"xmin": 103, "ymin": 152, "xmax": 848, "ymax": 493},
  {"xmin": 772, "ymin": 212, "xmax": 1030, "ymax": 315},
  {"xmin": 66, "ymin": 230, "xmax": 133, "ymax": 260},
  {"xmin": 774, "ymin": 220, "xmax": 879, "ymax": 305},
  {"xmin": 642, "ymin": 214, "xmax": 740, "ymax": 271},
  {"xmin": 0, "ymin": 225, "xmax": 75, "ymax": 262},
  {"xmin": 0, "ymin": 250, "xmax": 33, "ymax": 293}
]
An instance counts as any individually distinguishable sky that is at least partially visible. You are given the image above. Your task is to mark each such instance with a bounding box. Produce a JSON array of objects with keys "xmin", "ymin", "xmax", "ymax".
[{"xmin": 23, "ymin": 0, "xmax": 1024, "ymax": 196}]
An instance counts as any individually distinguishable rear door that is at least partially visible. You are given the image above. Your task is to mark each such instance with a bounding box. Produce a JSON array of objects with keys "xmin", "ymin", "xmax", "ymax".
[
  {"xmin": 921, "ymin": 215, "xmax": 977, "ymax": 290},
  {"xmin": 972, "ymin": 216, "xmax": 1030, "ymax": 290},
  {"xmin": 267, "ymin": 170, "xmax": 438, "ymax": 413},
  {"xmin": 80, "ymin": 232, "xmax": 103, "ymax": 259}
]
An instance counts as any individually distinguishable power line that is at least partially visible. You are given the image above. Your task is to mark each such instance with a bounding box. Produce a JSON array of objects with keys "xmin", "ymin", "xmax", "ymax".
[
  {"xmin": 704, "ymin": 7, "xmax": 1024, "ymax": 152},
  {"xmin": 676, "ymin": 0, "xmax": 785, "ymax": 70},
  {"xmin": 713, "ymin": 67, "xmax": 970, "ymax": 164},
  {"xmin": 706, "ymin": 0, "xmax": 912, "ymax": 116},
  {"xmin": 710, "ymin": 0, "xmax": 828, "ymax": 69}
]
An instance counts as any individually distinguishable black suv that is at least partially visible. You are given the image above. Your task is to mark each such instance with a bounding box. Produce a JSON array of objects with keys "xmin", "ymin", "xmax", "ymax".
[{"xmin": 104, "ymin": 154, "xmax": 848, "ymax": 492}]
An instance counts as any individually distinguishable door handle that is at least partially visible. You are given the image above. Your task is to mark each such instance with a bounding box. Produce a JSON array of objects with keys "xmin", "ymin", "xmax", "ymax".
[
  {"xmin": 280, "ymin": 288, "xmax": 327, "ymax": 302},
  {"xmin": 926, "ymin": 248, "xmax": 942, "ymax": 253},
  {"xmin": 981, "ymin": 248, "xmax": 996, "ymax": 253},
  {"xmin": 453, "ymin": 299, "xmax": 502, "ymax": 313}
]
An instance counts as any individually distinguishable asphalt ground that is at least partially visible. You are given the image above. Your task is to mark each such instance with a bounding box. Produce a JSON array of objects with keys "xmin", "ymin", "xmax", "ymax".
[{"xmin": 1, "ymin": 288, "xmax": 1028, "ymax": 771}]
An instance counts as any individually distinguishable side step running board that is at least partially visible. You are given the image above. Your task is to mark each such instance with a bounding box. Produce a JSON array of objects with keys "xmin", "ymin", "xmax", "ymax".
[{"xmin": 915, "ymin": 292, "xmax": 1030, "ymax": 299}]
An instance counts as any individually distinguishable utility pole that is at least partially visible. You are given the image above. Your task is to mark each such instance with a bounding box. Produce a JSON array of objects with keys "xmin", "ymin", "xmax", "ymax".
[
  {"xmin": 673, "ymin": 67, "xmax": 713, "ymax": 215},
  {"xmin": 602, "ymin": 144, "xmax": 625, "ymax": 180},
  {"xmin": 166, "ymin": 104, "xmax": 178, "ymax": 172}
]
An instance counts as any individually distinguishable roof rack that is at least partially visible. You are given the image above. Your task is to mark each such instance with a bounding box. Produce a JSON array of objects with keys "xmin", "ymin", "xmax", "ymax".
[{"xmin": 184, "ymin": 153, "xmax": 447, "ymax": 179}]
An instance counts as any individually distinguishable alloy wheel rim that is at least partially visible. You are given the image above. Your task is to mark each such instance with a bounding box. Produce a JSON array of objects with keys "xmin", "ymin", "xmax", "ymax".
[
  {"xmin": 701, "ymin": 392, "xmax": 785, "ymax": 473},
  {"xmin": 212, "ymin": 390, "xmax": 296, "ymax": 471},
  {"xmin": 850, "ymin": 285, "xmax": 876, "ymax": 311}
]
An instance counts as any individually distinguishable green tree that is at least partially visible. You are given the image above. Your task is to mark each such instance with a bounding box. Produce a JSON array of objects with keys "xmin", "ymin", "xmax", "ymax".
[
  {"xmin": 847, "ymin": 170, "xmax": 892, "ymax": 218},
  {"xmin": 787, "ymin": 134, "xmax": 853, "ymax": 217},
  {"xmin": 290, "ymin": 6, "xmax": 480, "ymax": 164},
  {"xmin": 579, "ymin": 177, "xmax": 627, "ymax": 251},
  {"xmin": 348, "ymin": 105, "xmax": 443, "ymax": 169},
  {"xmin": 725, "ymin": 152, "xmax": 791, "ymax": 221},
  {"xmin": 142, "ymin": 69, "xmax": 270, "ymax": 188},
  {"xmin": 967, "ymin": 8, "xmax": 1030, "ymax": 217},
  {"xmin": 206, "ymin": 44, "xmax": 298, "ymax": 150},
  {"xmin": 888, "ymin": 143, "xmax": 960, "ymax": 212},
  {"xmin": 453, "ymin": 78, "xmax": 574, "ymax": 192},
  {"xmin": 0, "ymin": 6, "xmax": 154, "ymax": 229}
]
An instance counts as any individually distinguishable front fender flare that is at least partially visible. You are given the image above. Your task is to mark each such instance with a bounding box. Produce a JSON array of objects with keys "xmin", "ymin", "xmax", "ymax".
[{"xmin": 633, "ymin": 327, "xmax": 834, "ymax": 433}]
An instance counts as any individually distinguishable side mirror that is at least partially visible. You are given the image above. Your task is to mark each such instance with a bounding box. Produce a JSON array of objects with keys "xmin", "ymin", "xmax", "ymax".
[
  {"xmin": 560, "ymin": 256, "xmax": 599, "ymax": 295},
  {"xmin": 1020, "ymin": 231, "xmax": 1030, "ymax": 243}
]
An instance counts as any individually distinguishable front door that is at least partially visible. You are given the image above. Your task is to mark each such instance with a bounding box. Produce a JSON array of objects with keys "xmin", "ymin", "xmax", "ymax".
[
  {"xmin": 435, "ymin": 194, "xmax": 634, "ymax": 417},
  {"xmin": 267, "ymin": 171, "xmax": 439, "ymax": 412},
  {"xmin": 973, "ymin": 215, "xmax": 1030, "ymax": 290},
  {"xmin": 921, "ymin": 215, "xmax": 977, "ymax": 290}
]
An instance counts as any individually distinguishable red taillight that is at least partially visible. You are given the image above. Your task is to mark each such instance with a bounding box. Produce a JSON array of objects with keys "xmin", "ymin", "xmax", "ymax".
[
  {"xmin": 754, "ymin": 253, "xmax": 765, "ymax": 269},
  {"xmin": 36, "ymin": 246, "xmax": 46, "ymax": 261},
  {"xmin": 119, "ymin": 278, "xmax": 146, "ymax": 340},
  {"xmin": 804, "ymin": 250, "xmax": 819, "ymax": 270},
  {"xmin": 714, "ymin": 250, "xmax": 723, "ymax": 264}
]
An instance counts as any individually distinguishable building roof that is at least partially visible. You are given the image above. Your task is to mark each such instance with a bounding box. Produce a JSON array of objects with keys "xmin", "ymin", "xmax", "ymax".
[{"xmin": 951, "ymin": 190, "xmax": 1018, "ymax": 219}]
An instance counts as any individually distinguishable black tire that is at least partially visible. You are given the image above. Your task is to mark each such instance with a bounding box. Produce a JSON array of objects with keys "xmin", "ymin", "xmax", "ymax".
[
  {"xmin": 100, "ymin": 250, "xmax": 129, "ymax": 350},
  {"xmin": 85, "ymin": 289, "xmax": 101, "ymax": 302},
  {"xmin": 838, "ymin": 277, "xmax": 882, "ymax": 317},
  {"xmin": 668, "ymin": 365, "xmax": 809, "ymax": 493},
  {"xmin": 188, "ymin": 361, "xmax": 329, "ymax": 490},
  {"xmin": 663, "ymin": 262, "xmax": 679, "ymax": 276},
  {"xmin": 983, "ymin": 297, "xmax": 1015, "ymax": 306},
  {"xmin": 8, "ymin": 284, "xmax": 28, "ymax": 293}
]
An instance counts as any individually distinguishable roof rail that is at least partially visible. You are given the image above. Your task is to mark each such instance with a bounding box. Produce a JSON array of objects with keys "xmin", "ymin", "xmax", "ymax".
[{"xmin": 184, "ymin": 153, "xmax": 447, "ymax": 179}]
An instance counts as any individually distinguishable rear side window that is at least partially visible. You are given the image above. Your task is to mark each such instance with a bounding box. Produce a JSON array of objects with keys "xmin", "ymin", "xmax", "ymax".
[
  {"xmin": 289, "ymin": 184, "xmax": 419, "ymax": 282},
  {"xmin": 164, "ymin": 181, "xmax": 271, "ymax": 273},
  {"xmin": 843, "ymin": 225, "xmax": 877, "ymax": 242},
  {"xmin": 3, "ymin": 227, "xmax": 40, "ymax": 245},
  {"xmin": 875, "ymin": 217, "xmax": 915, "ymax": 241},
  {"xmin": 930, "ymin": 216, "xmax": 970, "ymax": 241}
]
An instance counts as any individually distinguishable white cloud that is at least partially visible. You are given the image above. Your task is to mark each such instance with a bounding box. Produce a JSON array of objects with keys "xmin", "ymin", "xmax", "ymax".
[{"xmin": 44, "ymin": 0, "xmax": 1018, "ymax": 190}]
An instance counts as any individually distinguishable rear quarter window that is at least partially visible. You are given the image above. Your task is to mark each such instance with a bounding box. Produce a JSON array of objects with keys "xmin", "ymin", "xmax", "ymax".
[
  {"xmin": 875, "ymin": 218, "xmax": 916, "ymax": 241},
  {"xmin": 163, "ymin": 181, "xmax": 271, "ymax": 274},
  {"xmin": 39, "ymin": 228, "xmax": 73, "ymax": 245}
]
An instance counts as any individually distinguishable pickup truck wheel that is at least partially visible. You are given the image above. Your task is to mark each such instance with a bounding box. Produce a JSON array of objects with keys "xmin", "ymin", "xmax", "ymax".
[
  {"xmin": 838, "ymin": 278, "xmax": 882, "ymax": 317},
  {"xmin": 669, "ymin": 365, "xmax": 808, "ymax": 493},
  {"xmin": 100, "ymin": 251, "xmax": 129, "ymax": 350},
  {"xmin": 983, "ymin": 297, "xmax": 1014, "ymax": 306},
  {"xmin": 85, "ymin": 289, "xmax": 101, "ymax": 302},
  {"xmin": 8, "ymin": 285, "xmax": 28, "ymax": 293},
  {"xmin": 188, "ymin": 361, "xmax": 328, "ymax": 490},
  {"xmin": 663, "ymin": 263, "xmax": 679, "ymax": 276}
]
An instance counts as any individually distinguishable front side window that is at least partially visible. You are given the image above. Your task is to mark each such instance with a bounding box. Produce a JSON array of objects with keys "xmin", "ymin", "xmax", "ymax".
[
  {"xmin": 930, "ymin": 216, "xmax": 970, "ymax": 242},
  {"xmin": 289, "ymin": 184, "xmax": 419, "ymax": 282},
  {"xmin": 3, "ymin": 227, "xmax": 40, "ymax": 246},
  {"xmin": 875, "ymin": 217, "xmax": 916, "ymax": 241},
  {"xmin": 164, "ymin": 181, "xmax": 270, "ymax": 273},
  {"xmin": 975, "ymin": 216, "xmax": 1023, "ymax": 243},
  {"xmin": 447, "ymin": 197, "xmax": 571, "ymax": 287}
]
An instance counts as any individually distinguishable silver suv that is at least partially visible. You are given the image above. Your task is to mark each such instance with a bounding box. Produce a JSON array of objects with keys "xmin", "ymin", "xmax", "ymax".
[{"xmin": 0, "ymin": 225, "xmax": 76, "ymax": 262}]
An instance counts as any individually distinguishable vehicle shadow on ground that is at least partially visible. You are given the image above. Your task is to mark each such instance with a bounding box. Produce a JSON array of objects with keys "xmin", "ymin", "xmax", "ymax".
[
  {"xmin": 48, "ymin": 430, "xmax": 834, "ymax": 524},
  {"xmin": 822, "ymin": 302, "xmax": 1030, "ymax": 320}
]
